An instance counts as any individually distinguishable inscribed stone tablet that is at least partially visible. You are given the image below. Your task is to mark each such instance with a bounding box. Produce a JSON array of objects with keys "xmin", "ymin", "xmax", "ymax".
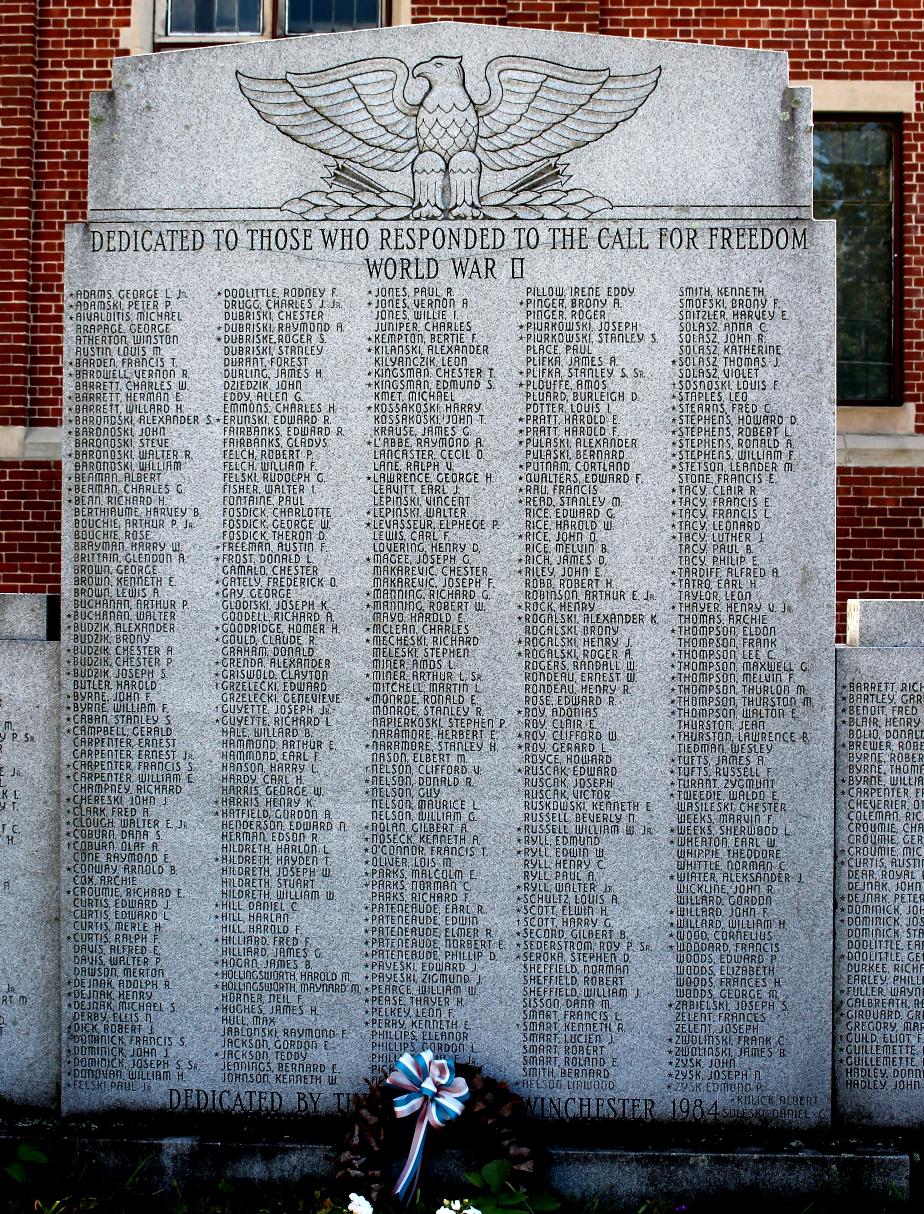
[
  {"xmin": 835, "ymin": 645, "xmax": 924, "ymax": 1125},
  {"xmin": 62, "ymin": 24, "xmax": 835, "ymax": 1126},
  {"xmin": 0, "ymin": 641, "xmax": 58, "ymax": 1108}
]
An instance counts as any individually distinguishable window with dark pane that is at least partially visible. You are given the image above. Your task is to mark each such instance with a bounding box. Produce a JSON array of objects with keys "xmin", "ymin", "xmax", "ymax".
[
  {"xmin": 813, "ymin": 119, "xmax": 897, "ymax": 404},
  {"xmin": 285, "ymin": 0, "xmax": 380, "ymax": 33},
  {"xmin": 168, "ymin": 0, "xmax": 262, "ymax": 33}
]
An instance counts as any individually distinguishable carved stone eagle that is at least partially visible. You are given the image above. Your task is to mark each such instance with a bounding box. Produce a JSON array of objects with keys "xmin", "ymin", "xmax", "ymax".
[{"xmin": 237, "ymin": 55, "xmax": 661, "ymax": 220}]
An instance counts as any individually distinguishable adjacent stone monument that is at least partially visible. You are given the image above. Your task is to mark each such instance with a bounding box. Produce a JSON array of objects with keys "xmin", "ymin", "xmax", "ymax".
[
  {"xmin": 836, "ymin": 601, "xmax": 924, "ymax": 1126},
  {"xmin": 62, "ymin": 23, "xmax": 835, "ymax": 1126},
  {"xmin": 0, "ymin": 597, "xmax": 58, "ymax": 1109}
]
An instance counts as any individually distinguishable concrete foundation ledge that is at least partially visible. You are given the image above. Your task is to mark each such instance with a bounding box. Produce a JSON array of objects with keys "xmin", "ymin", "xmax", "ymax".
[
  {"xmin": 0, "ymin": 1120, "xmax": 913, "ymax": 1209},
  {"xmin": 544, "ymin": 1146, "xmax": 910, "ymax": 1206}
]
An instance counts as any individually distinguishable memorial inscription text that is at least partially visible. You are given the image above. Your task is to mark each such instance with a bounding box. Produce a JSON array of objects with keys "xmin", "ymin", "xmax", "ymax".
[{"xmin": 63, "ymin": 218, "xmax": 834, "ymax": 1125}]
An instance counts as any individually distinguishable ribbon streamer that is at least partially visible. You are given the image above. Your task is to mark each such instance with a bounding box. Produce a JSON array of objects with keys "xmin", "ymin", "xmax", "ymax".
[{"xmin": 386, "ymin": 1050, "xmax": 469, "ymax": 1203}]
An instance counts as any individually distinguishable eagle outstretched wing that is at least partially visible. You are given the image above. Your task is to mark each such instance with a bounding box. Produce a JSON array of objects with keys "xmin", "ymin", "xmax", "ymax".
[
  {"xmin": 237, "ymin": 58, "xmax": 419, "ymax": 173},
  {"xmin": 476, "ymin": 58, "xmax": 661, "ymax": 171}
]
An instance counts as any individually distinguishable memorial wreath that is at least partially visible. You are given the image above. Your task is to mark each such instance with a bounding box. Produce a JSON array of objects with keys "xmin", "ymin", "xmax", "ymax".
[{"xmin": 333, "ymin": 1058, "xmax": 537, "ymax": 1204}]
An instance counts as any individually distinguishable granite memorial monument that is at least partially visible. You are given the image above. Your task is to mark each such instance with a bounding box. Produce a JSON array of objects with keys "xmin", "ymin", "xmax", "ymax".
[{"xmin": 61, "ymin": 23, "xmax": 839, "ymax": 1131}]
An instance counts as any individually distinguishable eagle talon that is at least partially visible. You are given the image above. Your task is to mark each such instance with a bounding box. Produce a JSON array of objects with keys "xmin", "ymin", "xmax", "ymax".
[
  {"xmin": 411, "ymin": 204, "xmax": 445, "ymax": 220},
  {"xmin": 449, "ymin": 204, "xmax": 481, "ymax": 220}
]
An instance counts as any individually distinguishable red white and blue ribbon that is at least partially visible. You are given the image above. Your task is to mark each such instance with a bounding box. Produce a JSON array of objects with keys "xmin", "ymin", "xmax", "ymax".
[{"xmin": 386, "ymin": 1050, "xmax": 469, "ymax": 1203}]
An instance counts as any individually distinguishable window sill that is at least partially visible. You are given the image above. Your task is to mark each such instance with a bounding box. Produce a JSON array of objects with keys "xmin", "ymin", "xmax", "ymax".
[
  {"xmin": 155, "ymin": 33, "xmax": 268, "ymax": 45},
  {"xmin": 837, "ymin": 432, "xmax": 924, "ymax": 467},
  {"xmin": 836, "ymin": 400, "xmax": 915, "ymax": 436},
  {"xmin": 0, "ymin": 427, "xmax": 63, "ymax": 461}
]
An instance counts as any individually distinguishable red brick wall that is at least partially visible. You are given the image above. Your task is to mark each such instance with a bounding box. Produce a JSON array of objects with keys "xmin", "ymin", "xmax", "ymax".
[
  {"xmin": 412, "ymin": 0, "xmax": 599, "ymax": 31},
  {"xmin": 0, "ymin": 462, "xmax": 61, "ymax": 593},
  {"xmin": 0, "ymin": 1, "xmax": 130, "ymax": 596},
  {"xmin": 0, "ymin": 0, "xmax": 39, "ymax": 428},
  {"xmin": 836, "ymin": 466, "xmax": 924, "ymax": 639},
  {"xmin": 26, "ymin": 0, "xmax": 132, "ymax": 429}
]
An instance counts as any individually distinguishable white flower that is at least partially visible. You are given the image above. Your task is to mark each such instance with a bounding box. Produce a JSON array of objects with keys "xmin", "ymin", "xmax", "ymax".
[
  {"xmin": 348, "ymin": 1194, "xmax": 374, "ymax": 1214},
  {"xmin": 468, "ymin": 1207, "xmax": 482, "ymax": 1214}
]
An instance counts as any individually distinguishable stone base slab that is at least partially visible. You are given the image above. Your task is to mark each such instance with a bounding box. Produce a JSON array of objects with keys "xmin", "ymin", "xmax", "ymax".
[{"xmin": 0, "ymin": 1122, "xmax": 910, "ymax": 1209}]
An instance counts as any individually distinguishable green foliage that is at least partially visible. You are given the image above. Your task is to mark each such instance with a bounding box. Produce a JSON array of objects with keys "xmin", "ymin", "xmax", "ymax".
[
  {"xmin": 1, "ymin": 1140, "xmax": 148, "ymax": 1214},
  {"xmin": 4, "ymin": 1141, "xmax": 50, "ymax": 1186},
  {"xmin": 463, "ymin": 1159, "xmax": 559, "ymax": 1214}
]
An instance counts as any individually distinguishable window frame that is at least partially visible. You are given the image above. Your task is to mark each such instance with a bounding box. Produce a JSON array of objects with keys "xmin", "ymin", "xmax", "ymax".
[
  {"xmin": 155, "ymin": 0, "xmax": 273, "ymax": 44},
  {"xmin": 154, "ymin": 0, "xmax": 389, "ymax": 46},
  {"xmin": 168, "ymin": 0, "xmax": 263, "ymax": 36},
  {"xmin": 814, "ymin": 110, "xmax": 904, "ymax": 408},
  {"xmin": 276, "ymin": 0, "xmax": 390, "ymax": 35}
]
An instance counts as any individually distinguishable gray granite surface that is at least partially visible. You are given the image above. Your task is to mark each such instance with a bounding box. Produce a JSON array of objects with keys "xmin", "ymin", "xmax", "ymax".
[
  {"xmin": 62, "ymin": 23, "xmax": 835, "ymax": 1126},
  {"xmin": 0, "ymin": 641, "xmax": 59, "ymax": 1107},
  {"xmin": 835, "ymin": 644, "xmax": 924, "ymax": 1126},
  {"xmin": 847, "ymin": 598, "xmax": 924, "ymax": 647},
  {"xmin": 0, "ymin": 595, "xmax": 47, "ymax": 641},
  {"xmin": 88, "ymin": 24, "xmax": 813, "ymax": 220}
]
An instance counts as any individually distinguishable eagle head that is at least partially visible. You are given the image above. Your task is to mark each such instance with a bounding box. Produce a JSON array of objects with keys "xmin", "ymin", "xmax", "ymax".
[{"xmin": 412, "ymin": 56, "xmax": 465, "ymax": 89}]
